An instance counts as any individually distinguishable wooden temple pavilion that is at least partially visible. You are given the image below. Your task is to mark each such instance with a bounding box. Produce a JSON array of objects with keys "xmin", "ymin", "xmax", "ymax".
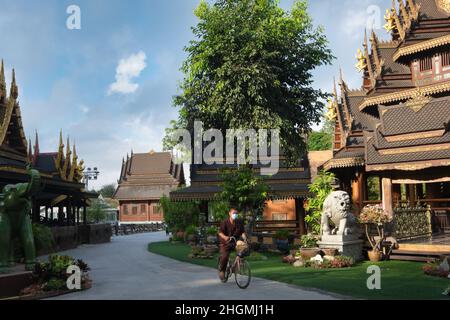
[
  {"xmin": 322, "ymin": 0, "xmax": 450, "ymax": 257},
  {"xmin": 0, "ymin": 60, "xmax": 97, "ymax": 228},
  {"xmin": 170, "ymin": 156, "xmax": 311, "ymax": 235},
  {"xmin": 113, "ymin": 151, "xmax": 185, "ymax": 224}
]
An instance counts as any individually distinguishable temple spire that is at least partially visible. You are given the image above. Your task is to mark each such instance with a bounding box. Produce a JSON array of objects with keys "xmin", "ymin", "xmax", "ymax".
[
  {"xmin": 0, "ymin": 60, "xmax": 6, "ymax": 100},
  {"xmin": 363, "ymin": 30, "xmax": 375, "ymax": 85},
  {"xmin": 55, "ymin": 129, "xmax": 65, "ymax": 170},
  {"xmin": 370, "ymin": 30, "xmax": 382, "ymax": 75},
  {"xmin": 391, "ymin": 0, "xmax": 405, "ymax": 40},
  {"xmin": 28, "ymin": 137, "xmax": 33, "ymax": 163},
  {"xmin": 9, "ymin": 68, "xmax": 18, "ymax": 100},
  {"xmin": 33, "ymin": 130, "xmax": 40, "ymax": 165}
]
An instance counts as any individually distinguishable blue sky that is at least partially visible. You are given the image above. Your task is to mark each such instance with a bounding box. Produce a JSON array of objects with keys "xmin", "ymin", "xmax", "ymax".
[{"xmin": 0, "ymin": 0, "xmax": 391, "ymax": 188}]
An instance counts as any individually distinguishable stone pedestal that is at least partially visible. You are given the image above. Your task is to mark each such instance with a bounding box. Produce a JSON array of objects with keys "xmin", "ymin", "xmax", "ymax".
[{"xmin": 317, "ymin": 235, "xmax": 364, "ymax": 262}]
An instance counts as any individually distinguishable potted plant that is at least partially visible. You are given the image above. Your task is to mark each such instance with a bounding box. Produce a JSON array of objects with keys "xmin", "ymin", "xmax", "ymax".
[
  {"xmin": 273, "ymin": 230, "xmax": 290, "ymax": 254},
  {"xmin": 299, "ymin": 234, "xmax": 320, "ymax": 260},
  {"xmin": 206, "ymin": 226, "xmax": 218, "ymax": 244},
  {"xmin": 359, "ymin": 204, "xmax": 392, "ymax": 262}
]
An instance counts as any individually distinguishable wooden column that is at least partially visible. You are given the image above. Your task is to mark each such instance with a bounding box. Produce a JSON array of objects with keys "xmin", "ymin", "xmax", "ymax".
[
  {"xmin": 50, "ymin": 207, "xmax": 54, "ymax": 222},
  {"xmin": 295, "ymin": 198, "xmax": 307, "ymax": 235},
  {"xmin": 407, "ymin": 184, "xmax": 416, "ymax": 205},
  {"xmin": 351, "ymin": 173, "xmax": 364, "ymax": 215},
  {"xmin": 83, "ymin": 205, "xmax": 87, "ymax": 225},
  {"xmin": 382, "ymin": 177, "xmax": 393, "ymax": 216},
  {"xmin": 76, "ymin": 207, "xmax": 80, "ymax": 225}
]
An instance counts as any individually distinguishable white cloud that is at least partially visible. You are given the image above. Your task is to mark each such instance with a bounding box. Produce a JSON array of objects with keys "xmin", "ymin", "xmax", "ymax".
[{"xmin": 108, "ymin": 51, "xmax": 147, "ymax": 95}]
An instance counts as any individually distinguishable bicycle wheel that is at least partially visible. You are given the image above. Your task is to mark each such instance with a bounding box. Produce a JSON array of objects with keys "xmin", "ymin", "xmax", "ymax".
[
  {"xmin": 234, "ymin": 258, "xmax": 251, "ymax": 289},
  {"xmin": 217, "ymin": 256, "xmax": 230, "ymax": 283}
]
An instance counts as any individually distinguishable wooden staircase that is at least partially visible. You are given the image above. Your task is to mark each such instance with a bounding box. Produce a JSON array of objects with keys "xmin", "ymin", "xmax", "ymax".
[{"xmin": 389, "ymin": 243, "xmax": 450, "ymax": 262}]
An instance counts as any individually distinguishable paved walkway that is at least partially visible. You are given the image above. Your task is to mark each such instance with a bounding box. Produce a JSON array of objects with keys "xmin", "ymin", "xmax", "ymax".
[{"xmin": 49, "ymin": 232, "xmax": 339, "ymax": 300}]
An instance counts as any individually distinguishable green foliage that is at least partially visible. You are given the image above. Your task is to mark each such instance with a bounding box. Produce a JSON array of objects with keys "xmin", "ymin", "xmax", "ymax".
[
  {"xmin": 99, "ymin": 184, "xmax": 116, "ymax": 198},
  {"xmin": 367, "ymin": 176, "xmax": 381, "ymax": 201},
  {"xmin": 307, "ymin": 130, "xmax": 332, "ymax": 151},
  {"xmin": 218, "ymin": 166, "xmax": 268, "ymax": 219},
  {"xmin": 32, "ymin": 223, "xmax": 55, "ymax": 254},
  {"xmin": 184, "ymin": 225, "xmax": 198, "ymax": 236},
  {"xmin": 43, "ymin": 278, "xmax": 66, "ymax": 292},
  {"xmin": 304, "ymin": 170, "xmax": 335, "ymax": 234},
  {"xmin": 206, "ymin": 226, "xmax": 218, "ymax": 236},
  {"xmin": 33, "ymin": 255, "xmax": 90, "ymax": 291},
  {"xmin": 87, "ymin": 199, "xmax": 108, "ymax": 223},
  {"xmin": 160, "ymin": 195, "xmax": 200, "ymax": 233},
  {"xmin": 208, "ymin": 201, "xmax": 229, "ymax": 222},
  {"xmin": 273, "ymin": 230, "xmax": 290, "ymax": 240},
  {"xmin": 166, "ymin": 0, "xmax": 333, "ymax": 164},
  {"xmin": 299, "ymin": 234, "xmax": 319, "ymax": 248}
]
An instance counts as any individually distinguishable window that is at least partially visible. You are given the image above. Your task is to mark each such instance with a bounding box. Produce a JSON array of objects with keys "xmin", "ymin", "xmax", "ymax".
[
  {"xmin": 272, "ymin": 213, "xmax": 287, "ymax": 221},
  {"xmin": 123, "ymin": 205, "xmax": 128, "ymax": 215},
  {"xmin": 420, "ymin": 57, "xmax": 432, "ymax": 72},
  {"xmin": 140, "ymin": 204, "xmax": 146, "ymax": 214},
  {"xmin": 153, "ymin": 205, "xmax": 162, "ymax": 215},
  {"xmin": 132, "ymin": 206, "xmax": 138, "ymax": 215},
  {"xmin": 442, "ymin": 51, "xmax": 450, "ymax": 67}
]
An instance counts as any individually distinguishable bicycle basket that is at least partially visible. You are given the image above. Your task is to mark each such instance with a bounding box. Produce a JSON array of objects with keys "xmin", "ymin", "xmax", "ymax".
[{"xmin": 236, "ymin": 240, "xmax": 250, "ymax": 257}]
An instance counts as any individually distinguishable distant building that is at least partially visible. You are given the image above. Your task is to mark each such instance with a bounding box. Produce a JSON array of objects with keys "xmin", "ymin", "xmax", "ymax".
[{"xmin": 113, "ymin": 151, "xmax": 184, "ymax": 224}]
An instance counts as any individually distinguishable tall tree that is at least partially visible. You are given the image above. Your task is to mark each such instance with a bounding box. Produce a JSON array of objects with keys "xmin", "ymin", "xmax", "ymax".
[
  {"xmin": 99, "ymin": 183, "xmax": 116, "ymax": 198},
  {"xmin": 167, "ymin": 0, "xmax": 333, "ymax": 164}
]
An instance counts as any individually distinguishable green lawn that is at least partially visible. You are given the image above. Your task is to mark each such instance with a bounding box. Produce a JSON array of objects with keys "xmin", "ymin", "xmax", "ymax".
[{"xmin": 148, "ymin": 241, "xmax": 450, "ymax": 300}]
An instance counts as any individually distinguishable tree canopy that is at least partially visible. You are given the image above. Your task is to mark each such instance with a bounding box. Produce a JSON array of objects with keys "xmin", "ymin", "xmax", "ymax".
[{"xmin": 166, "ymin": 0, "xmax": 333, "ymax": 165}]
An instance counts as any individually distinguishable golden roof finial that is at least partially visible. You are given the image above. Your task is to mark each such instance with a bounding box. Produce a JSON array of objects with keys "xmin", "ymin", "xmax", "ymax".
[
  {"xmin": 325, "ymin": 97, "xmax": 337, "ymax": 122},
  {"xmin": 10, "ymin": 68, "xmax": 18, "ymax": 100},
  {"xmin": 54, "ymin": 129, "xmax": 65, "ymax": 170},
  {"xmin": 384, "ymin": 9, "xmax": 396, "ymax": 32},
  {"xmin": 355, "ymin": 48, "xmax": 367, "ymax": 72}
]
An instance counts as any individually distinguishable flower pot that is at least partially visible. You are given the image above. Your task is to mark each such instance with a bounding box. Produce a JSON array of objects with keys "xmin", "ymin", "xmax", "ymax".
[
  {"xmin": 275, "ymin": 239, "xmax": 289, "ymax": 253},
  {"xmin": 300, "ymin": 248, "xmax": 320, "ymax": 260},
  {"xmin": 368, "ymin": 250, "xmax": 382, "ymax": 262},
  {"xmin": 203, "ymin": 245, "xmax": 218, "ymax": 256},
  {"xmin": 176, "ymin": 231, "xmax": 185, "ymax": 240}
]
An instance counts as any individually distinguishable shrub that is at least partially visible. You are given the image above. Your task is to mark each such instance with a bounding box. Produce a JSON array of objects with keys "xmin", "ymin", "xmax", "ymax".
[
  {"xmin": 206, "ymin": 226, "xmax": 218, "ymax": 236},
  {"xmin": 43, "ymin": 278, "xmax": 67, "ymax": 292},
  {"xmin": 33, "ymin": 254, "xmax": 91, "ymax": 291},
  {"xmin": 32, "ymin": 223, "xmax": 55, "ymax": 254},
  {"xmin": 160, "ymin": 195, "xmax": 199, "ymax": 233},
  {"xmin": 304, "ymin": 170, "xmax": 335, "ymax": 234},
  {"xmin": 300, "ymin": 234, "xmax": 319, "ymax": 248},
  {"xmin": 184, "ymin": 225, "xmax": 198, "ymax": 236},
  {"xmin": 273, "ymin": 230, "xmax": 290, "ymax": 240}
]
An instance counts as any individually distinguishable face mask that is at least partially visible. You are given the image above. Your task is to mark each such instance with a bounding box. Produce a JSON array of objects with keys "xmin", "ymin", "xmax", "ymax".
[{"xmin": 232, "ymin": 213, "xmax": 238, "ymax": 220}]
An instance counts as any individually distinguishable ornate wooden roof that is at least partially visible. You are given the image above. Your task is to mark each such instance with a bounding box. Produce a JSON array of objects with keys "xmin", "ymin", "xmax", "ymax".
[
  {"xmin": 113, "ymin": 151, "xmax": 184, "ymax": 201},
  {"xmin": 325, "ymin": 1, "xmax": 450, "ymax": 173}
]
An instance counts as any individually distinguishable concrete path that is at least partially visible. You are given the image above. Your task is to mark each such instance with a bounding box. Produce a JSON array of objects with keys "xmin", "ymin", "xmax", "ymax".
[{"xmin": 49, "ymin": 232, "xmax": 340, "ymax": 300}]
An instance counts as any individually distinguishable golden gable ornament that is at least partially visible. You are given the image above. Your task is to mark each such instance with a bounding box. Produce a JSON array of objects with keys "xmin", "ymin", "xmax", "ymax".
[{"xmin": 437, "ymin": 0, "xmax": 450, "ymax": 15}]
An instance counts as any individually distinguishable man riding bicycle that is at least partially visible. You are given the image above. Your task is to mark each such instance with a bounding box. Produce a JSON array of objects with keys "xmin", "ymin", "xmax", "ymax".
[{"xmin": 217, "ymin": 207, "xmax": 248, "ymax": 282}]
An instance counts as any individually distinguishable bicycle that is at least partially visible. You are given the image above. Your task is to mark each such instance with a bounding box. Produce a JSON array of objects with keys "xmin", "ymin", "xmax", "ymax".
[{"xmin": 217, "ymin": 236, "xmax": 252, "ymax": 289}]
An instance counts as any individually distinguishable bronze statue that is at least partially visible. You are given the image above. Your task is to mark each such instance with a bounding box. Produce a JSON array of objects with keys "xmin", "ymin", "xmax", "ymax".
[{"xmin": 0, "ymin": 166, "xmax": 41, "ymax": 273}]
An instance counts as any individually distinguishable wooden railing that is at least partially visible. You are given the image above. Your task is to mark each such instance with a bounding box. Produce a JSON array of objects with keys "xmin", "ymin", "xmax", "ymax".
[{"xmin": 253, "ymin": 220, "xmax": 300, "ymax": 234}]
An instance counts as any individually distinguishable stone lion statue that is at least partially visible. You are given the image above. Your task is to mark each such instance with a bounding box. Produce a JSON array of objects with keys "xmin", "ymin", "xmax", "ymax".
[
  {"xmin": 0, "ymin": 166, "xmax": 41, "ymax": 273},
  {"xmin": 321, "ymin": 191, "xmax": 358, "ymax": 236}
]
